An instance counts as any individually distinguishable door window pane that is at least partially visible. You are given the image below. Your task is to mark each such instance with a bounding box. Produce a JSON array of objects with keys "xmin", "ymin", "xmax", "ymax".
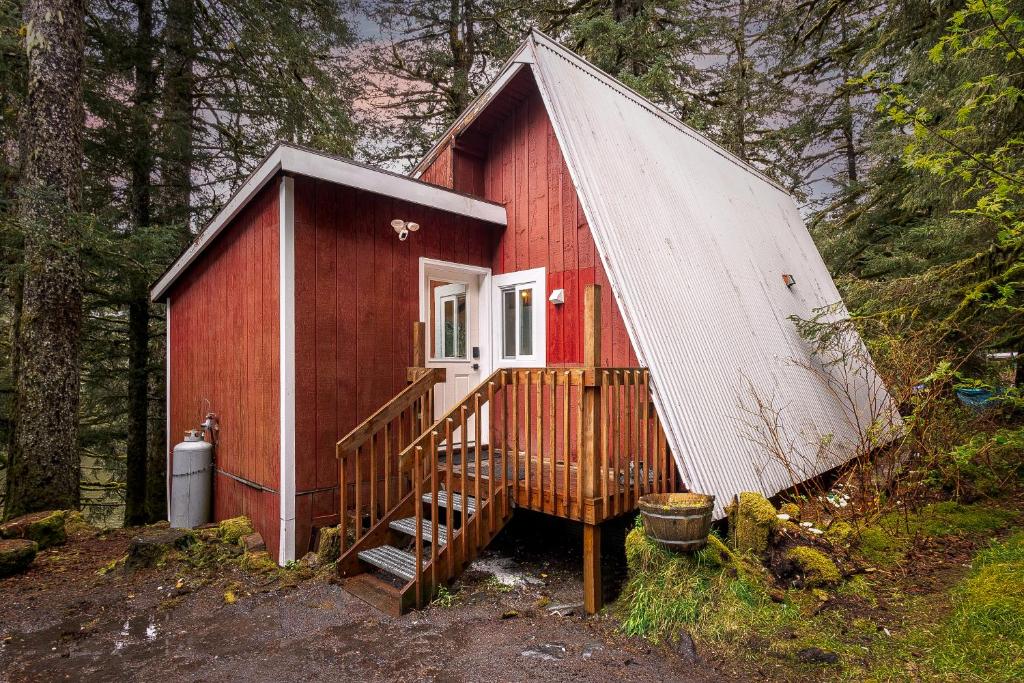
[
  {"xmin": 455, "ymin": 293, "xmax": 467, "ymax": 358},
  {"xmin": 443, "ymin": 298, "xmax": 455, "ymax": 358},
  {"xmin": 503, "ymin": 289, "xmax": 516, "ymax": 358},
  {"xmin": 519, "ymin": 289, "xmax": 533, "ymax": 356}
]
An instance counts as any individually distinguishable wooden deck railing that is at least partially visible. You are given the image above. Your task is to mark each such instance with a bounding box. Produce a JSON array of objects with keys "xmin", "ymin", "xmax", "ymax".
[
  {"xmin": 396, "ymin": 363, "xmax": 679, "ymax": 607},
  {"xmin": 335, "ymin": 366, "xmax": 444, "ymax": 553}
]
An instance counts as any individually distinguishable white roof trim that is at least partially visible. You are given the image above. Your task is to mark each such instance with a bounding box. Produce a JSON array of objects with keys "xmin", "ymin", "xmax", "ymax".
[{"xmin": 150, "ymin": 143, "xmax": 506, "ymax": 301}]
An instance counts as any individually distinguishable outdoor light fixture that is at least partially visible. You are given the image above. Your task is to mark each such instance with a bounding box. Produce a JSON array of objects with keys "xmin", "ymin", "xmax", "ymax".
[
  {"xmin": 548, "ymin": 288, "xmax": 565, "ymax": 305},
  {"xmin": 782, "ymin": 273, "xmax": 796, "ymax": 288},
  {"xmin": 391, "ymin": 219, "xmax": 420, "ymax": 241}
]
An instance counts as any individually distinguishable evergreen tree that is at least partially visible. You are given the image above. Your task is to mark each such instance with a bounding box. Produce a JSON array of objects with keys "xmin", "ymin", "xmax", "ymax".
[{"xmin": 5, "ymin": 0, "xmax": 87, "ymax": 517}]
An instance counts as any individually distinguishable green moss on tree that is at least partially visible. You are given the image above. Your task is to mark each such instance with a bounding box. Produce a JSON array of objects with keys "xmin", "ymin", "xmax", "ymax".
[{"xmin": 786, "ymin": 546, "xmax": 841, "ymax": 587}]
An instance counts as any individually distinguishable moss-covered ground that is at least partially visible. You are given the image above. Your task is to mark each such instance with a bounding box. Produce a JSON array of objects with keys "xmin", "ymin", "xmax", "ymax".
[{"xmin": 616, "ymin": 497, "xmax": 1024, "ymax": 680}]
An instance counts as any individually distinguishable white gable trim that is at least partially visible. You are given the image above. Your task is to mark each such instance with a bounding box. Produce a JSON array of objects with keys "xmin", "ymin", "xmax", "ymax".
[{"xmin": 150, "ymin": 144, "xmax": 506, "ymax": 302}]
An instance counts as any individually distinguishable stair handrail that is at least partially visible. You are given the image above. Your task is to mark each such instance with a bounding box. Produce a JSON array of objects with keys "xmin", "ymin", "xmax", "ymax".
[
  {"xmin": 396, "ymin": 368, "xmax": 506, "ymax": 468},
  {"xmin": 336, "ymin": 367, "xmax": 445, "ymax": 458},
  {"xmin": 336, "ymin": 366, "xmax": 444, "ymax": 557}
]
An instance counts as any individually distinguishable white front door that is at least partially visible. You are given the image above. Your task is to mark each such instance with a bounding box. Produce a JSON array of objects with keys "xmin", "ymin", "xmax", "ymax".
[{"xmin": 420, "ymin": 259, "xmax": 491, "ymax": 440}]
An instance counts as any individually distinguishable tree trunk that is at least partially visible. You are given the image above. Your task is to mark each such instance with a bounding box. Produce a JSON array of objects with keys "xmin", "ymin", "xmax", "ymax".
[
  {"xmin": 145, "ymin": 0, "xmax": 195, "ymax": 522},
  {"xmin": 124, "ymin": 0, "xmax": 157, "ymax": 527},
  {"xmin": 161, "ymin": 0, "xmax": 195, "ymax": 235},
  {"xmin": 6, "ymin": 0, "xmax": 86, "ymax": 519}
]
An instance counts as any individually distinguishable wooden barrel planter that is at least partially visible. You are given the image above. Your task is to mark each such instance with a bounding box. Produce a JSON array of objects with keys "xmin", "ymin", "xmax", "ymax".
[{"xmin": 639, "ymin": 493, "xmax": 715, "ymax": 552}]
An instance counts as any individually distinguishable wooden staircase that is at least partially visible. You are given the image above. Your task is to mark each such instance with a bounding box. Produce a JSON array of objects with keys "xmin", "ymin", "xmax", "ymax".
[
  {"xmin": 334, "ymin": 288, "xmax": 683, "ymax": 615},
  {"xmin": 335, "ymin": 367, "xmax": 514, "ymax": 615}
]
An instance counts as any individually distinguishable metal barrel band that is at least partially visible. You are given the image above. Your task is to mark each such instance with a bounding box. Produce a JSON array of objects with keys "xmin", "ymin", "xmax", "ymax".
[
  {"xmin": 641, "ymin": 510, "xmax": 710, "ymax": 522},
  {"xmin": 649, "ymin": 536, "xmax": 707, "ymax": 546}
]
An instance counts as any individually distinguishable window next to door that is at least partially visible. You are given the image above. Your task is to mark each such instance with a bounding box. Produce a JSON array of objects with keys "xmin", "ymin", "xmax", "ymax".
[{"xmin": 493, "ymin": 267, "xmax": 545, "ymax": 368}]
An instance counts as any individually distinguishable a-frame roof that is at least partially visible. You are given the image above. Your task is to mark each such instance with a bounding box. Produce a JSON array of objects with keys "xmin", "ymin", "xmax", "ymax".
[{"xmin": 418, "ymin": 32, "xmax": 894, "ymax": 515}]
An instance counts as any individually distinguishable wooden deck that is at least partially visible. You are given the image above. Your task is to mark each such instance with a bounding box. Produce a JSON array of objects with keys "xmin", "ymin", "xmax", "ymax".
[{"xmin": 333, "ymin": 285, "xmax": 682, "ymax": 615}]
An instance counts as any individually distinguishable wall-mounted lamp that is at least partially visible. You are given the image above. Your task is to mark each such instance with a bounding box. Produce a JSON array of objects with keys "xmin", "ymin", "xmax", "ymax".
[
  {"xmin": 548, "ymin": 288, "xmax": 565, "ymax": 305},
  {"xmin": 782, "ymin": 273, "xmax": 797, "ymax": 288},
  {"xmin": 391, "ymin": 219, "xmax": 420, "ymax": 241}
]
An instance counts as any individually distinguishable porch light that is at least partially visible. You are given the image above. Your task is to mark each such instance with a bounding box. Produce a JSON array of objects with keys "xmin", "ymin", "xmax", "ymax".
[
  {"xmin": 391, "ymin": 219, "xmax": 420, "ymax": 241},
  {"xmin": 782, "ymin": 273, "xmax": 796, "ymax": 288}
]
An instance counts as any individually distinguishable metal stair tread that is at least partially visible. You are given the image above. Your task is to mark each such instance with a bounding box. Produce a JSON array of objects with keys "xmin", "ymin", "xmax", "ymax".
[
  {"xmin": 357, "ymin": 545, "xmax": 417, "ymax": 582},
  {"xmin": 422, "ymin": 490, "xmax": 477, "ymax": 515},
  {"xmin": 390, "ymin": 517, "xmax": 448, "ymax": 546}
]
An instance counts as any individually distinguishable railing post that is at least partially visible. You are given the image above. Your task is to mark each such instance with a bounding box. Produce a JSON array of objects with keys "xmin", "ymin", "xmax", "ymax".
[
  {"xmin": 582, "ymin": 284, "xmax": 603, "ymax": 615},
  {"xmin": 412, "ymin": 321, "xmax": 426, "ymax": 368}
]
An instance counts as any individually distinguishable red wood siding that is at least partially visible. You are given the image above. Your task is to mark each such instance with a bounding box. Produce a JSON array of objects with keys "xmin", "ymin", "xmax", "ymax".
[
  {"xmin": 168, "ymin": 181, "xmax": 281, "ymax": 556},
  {"xmin": 481, "ymin": 89, "xmax": 639, "ymax": 367},
  {"xmin": 292, "ymin": 176, "xmax": 496, "ymax": 553}
]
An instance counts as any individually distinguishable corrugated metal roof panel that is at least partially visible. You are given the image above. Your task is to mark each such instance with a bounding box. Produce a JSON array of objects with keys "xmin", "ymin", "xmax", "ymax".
[{"xmin": 528, "ymin": 33, "xmax": 894, "ymax": 516}]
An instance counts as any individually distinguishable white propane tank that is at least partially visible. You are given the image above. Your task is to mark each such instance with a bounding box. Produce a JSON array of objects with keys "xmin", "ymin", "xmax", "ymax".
[{"xmin": 170, "ymin": 430, "xmax": 213, "ymax": 528}]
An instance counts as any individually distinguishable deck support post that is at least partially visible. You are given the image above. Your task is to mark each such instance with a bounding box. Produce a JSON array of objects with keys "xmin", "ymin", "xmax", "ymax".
[{"xmin": 582, "ymin": 284, "xmax": 603, "ymax": 614}]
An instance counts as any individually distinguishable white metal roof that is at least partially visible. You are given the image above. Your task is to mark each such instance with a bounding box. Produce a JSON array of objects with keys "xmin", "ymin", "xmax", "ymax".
[
  {"xmin": 520, "ymin": 32, "xmax": 893, "ymax": 515},
  {"xmin": 151, "ymin": 143, "xmax": 506, "ymax": 301}
]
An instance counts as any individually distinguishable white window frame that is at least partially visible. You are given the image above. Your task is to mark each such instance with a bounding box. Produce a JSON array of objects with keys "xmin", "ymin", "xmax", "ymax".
[{"xmin": 492, "ymin": 267, "xmax": 546, "ymax": 368}]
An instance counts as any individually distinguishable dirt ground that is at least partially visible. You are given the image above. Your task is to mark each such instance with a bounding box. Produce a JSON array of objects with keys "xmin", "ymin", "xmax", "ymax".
[{"xmin": 0, "ymin": 514, "xmax": 741, "ymax": 683}]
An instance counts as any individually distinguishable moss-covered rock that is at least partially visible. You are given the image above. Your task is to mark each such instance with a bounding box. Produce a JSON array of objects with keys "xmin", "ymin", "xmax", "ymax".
[
  {"xmin": 126, "ymin": 528, "xmax": 195, "ymax": 569},
  {"xmin": 702, "ymin": 534, "xmax": 738, "ymax": 568},
  {"xmin": 785, "ymin": 546, "xmax": 841, "ymax": 587},
  {"xmin": 218, "ymin": 516, "xmax": 254, "ymax": 545},
  {"xmin": 824, "ymin": 521, "xmax": 854, "ymax": 547},
  {"xmin": 727, "ymin": 492, "xmax": 778, "ymax": 554},
  {"xmin": 316, "ymin": 525, "xmax": 341, "ymax": 564},
  {"xmin": 240, "ymin": 550, "xmax": 279, "ymax": 573},
  {"xmin": 0, "ymin": 539, "xmax": 38, "ymax": 576},
  {"xmin": 0, "ymin": 510, "xmax": 67, "ymax": 549},
  {"xmin": 779, "ymin": 503, "xmax": 801, "ymax": 519}
]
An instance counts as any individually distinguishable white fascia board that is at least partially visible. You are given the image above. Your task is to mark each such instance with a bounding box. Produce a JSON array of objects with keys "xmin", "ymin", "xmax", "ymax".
[
  {"xmin": 150, "ymin": 144, "xmax": 506, "ymax": 302},
  {"xmin": 278, "ymin": 176, "xmax": 297, "ymax": 565}
]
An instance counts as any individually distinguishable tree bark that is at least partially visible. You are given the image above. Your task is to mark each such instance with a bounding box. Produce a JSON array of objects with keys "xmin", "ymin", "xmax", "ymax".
[
  {"xmin": 145, "ymin": 0, "xmax": 195, "ymax": 522},
  {"xmin": 6, "ymin": 0, "xmax": 86, "ymax": 518},
  {"xmin": 124, "ymin": 0, "xmax": 157, "ymax": 527}
]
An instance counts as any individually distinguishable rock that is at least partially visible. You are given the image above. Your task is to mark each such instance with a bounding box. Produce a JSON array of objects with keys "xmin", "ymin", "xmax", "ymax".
[
  {"xmin": 316, "ymin": 525, "xmax": 341, "ymax": 564},
  {"xmin": 241, "ymin": 550, "xmax": 279, "ymax": 573},
  {"xmin": 521, "ymin": 643, "xmax": 566, "ymax": 661},
  {"xmin": 240, "ymin": 532, "xmax": 265, "ymax": 553},
  {"xmin": 501, "ymin": 609, "xmax": 520, "ymax": 619},
  {"xmin": 675, "ymin": 629, "xmax": 700, "ymax": 664},
  {"xmin": 795, "ymin": 647, "xmax": 839, "ymax": 664},
  {"xmin": 0, "ymin": 510, "xmax": 67, "ymax": 549},
  {"xmin": 726, "ymin": 492, "xmax": 778, "ymax": 554},
  {"xmin": 217, "ymin": 516, "xmax": 254, "ymax": 545},
  {"xmin": 0, "ymin": 539, "xmax": 38, "ymax": 577},
  {"xmin": 546, "ymin": 602, "xmax": 582, "ymax": 616},
  {"xmin": 125, "ymin": 528, "xmax": 194, "ymax": 569},
  {"xmin": 702, "ymin": 534, "xmax": 738, "ymax": 567},
  {"xmin": 299, "ymin": 551, "xmax": 322, "ymax": 570},
  {"xmin": 824, "ymin": 521, "xmax": 854, "ymax": 546},
  {"xmin": 779, "ymin": 503, "xmax": 801, "ymax": 519},
  {"xmin": 785, "ymin": 546, "xmax": 841, "ymax": 587}
]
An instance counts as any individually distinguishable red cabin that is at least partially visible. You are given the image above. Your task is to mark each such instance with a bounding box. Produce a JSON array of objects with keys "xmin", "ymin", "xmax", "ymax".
[{"xmin": 152, "ymin": 32, "xmax": 888, "ymax": 614}]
